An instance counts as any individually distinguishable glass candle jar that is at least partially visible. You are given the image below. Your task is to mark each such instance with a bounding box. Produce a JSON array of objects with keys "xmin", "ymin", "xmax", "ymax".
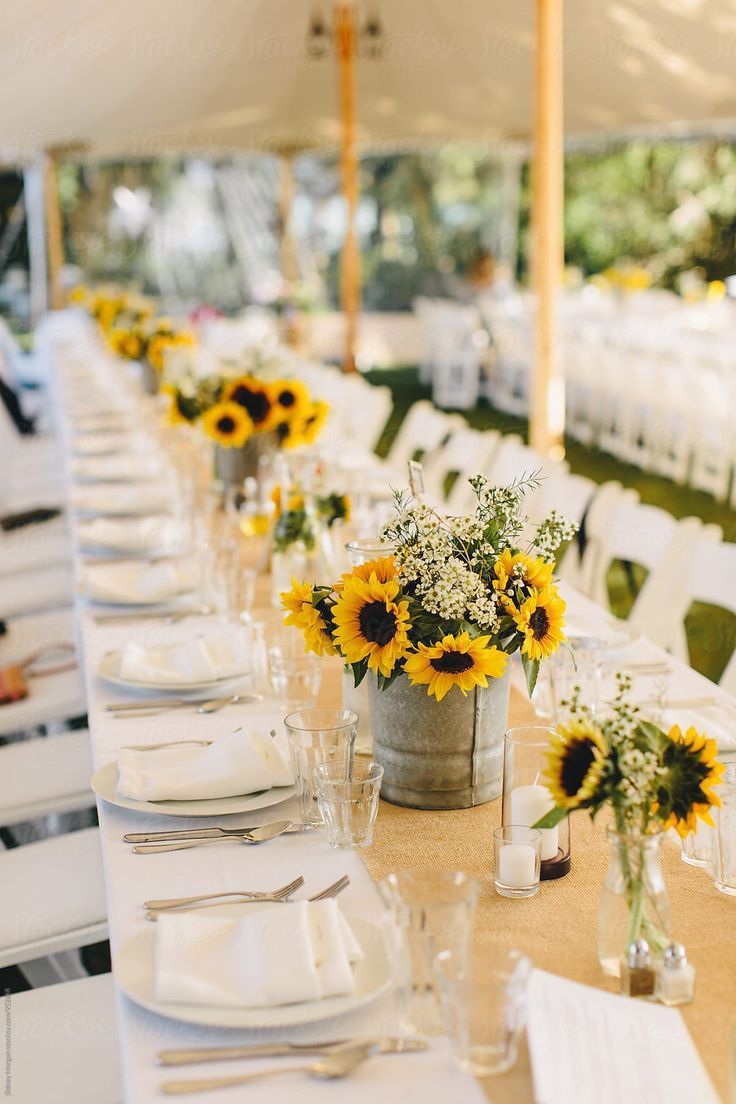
[{"xmin": 502, "ymin": 725, "xmax": 571, "ymax": 880}]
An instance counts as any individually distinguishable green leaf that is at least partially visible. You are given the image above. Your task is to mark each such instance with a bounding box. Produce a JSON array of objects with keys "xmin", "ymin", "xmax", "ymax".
[
  {"xmin": 533, "ymin": 806, "xmax": 569, "ymax": 830},
  {"xmin": 521, "ymin": 655, "xmax": 540, "ymax": 697}
]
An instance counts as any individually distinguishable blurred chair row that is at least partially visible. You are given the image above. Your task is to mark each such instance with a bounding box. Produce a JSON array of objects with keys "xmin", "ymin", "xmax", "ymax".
[
  {"xmin": 0, "ymin": 322, "xmax": 120, "ymax": 1103},
  {"xmin": 381, "ymin": 397, "xmax": 736, "ymax": 693}
]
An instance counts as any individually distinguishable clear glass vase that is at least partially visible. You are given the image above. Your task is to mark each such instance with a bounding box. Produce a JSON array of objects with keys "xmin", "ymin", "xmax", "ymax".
[{"xmin": 597, "ymin": 829, "xmax": 670, "ymax": 978}]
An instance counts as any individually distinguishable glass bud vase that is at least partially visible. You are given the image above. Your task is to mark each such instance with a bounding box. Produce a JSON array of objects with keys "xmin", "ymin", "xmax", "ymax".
[{"xmin": 597, "ymin": 829, "xmax": 670, "ymax": 978}]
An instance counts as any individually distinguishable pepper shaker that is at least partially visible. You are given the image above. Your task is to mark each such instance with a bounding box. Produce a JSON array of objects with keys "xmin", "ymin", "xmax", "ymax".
[
  {"xmin": 620, "ymin": 938, "xmax": 656, "ymax": 998},
  {"xmin": 656, "ymin": 943, "xmax": 695, "ymax": 1006}
]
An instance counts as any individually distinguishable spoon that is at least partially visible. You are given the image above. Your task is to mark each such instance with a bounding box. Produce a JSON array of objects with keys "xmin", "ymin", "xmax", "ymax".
[{"xmin": 161, "ymin": 1041, "xmax": 377, "ymax": 1094}]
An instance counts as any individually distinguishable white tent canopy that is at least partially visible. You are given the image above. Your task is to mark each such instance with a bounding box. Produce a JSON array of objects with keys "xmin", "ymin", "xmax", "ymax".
[{"xmin": 3, "ymin": 0, "xmax": 736, "ymax": 161}]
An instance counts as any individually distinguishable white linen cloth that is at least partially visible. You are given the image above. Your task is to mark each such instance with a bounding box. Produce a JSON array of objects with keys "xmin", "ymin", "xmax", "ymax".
[
  {"xmin": 72, "ymin": 454, "xmax": 158, "ymax": 482},
  {"xmin": 119, "ymin": 632, "xmax": 250, "ymax": 684},
  {"xmin": 77, "ymin": 515, "xmax": 186, "ymax": 553},
  {"xmin": 72, "ymin": 432, "xmax": 140, "ymax": 456},
  {"xmin": 73, "ymin": 484, "xmax": 172, "ymax": 516},
  {"xmin": 81, "ymin": 560, "xmax": 197, "ymax": 604},
  {"xmin": 117, "ymin": 726, "xmax": 293, "ymax": 801},
  {"xmin": 155, "ymin": 899, "xmax": 361, "ymax": 1008}
]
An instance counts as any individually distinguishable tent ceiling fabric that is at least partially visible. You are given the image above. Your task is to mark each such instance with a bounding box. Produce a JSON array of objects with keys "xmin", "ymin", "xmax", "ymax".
[{"xmin": 3, "ymin": 0, "xmax": 736, "ymax": 161}]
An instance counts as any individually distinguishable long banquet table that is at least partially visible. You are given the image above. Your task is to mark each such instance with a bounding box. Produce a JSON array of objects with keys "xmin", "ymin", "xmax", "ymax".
[{"xmin": 48, "ymin": 329, "xmax": 735, "ymax": 1103}]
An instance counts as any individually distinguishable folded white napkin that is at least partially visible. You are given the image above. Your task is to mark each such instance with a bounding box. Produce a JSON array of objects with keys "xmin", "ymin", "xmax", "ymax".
[
  {"xmin": 82, "ymin": 559, "xmax": 197, "ymax": 603},
  {"xmin": 77, "ymin": 515, "xmax": 185, "ymax": 552},
  {"xmin": 155, "ymin": 900, "xmax": 362, "ymax": 1008},
  {"xmin": 659, "ymin": 707, "xmax": 736, "ymax": 753},
  {"xmin": 72, "ymin": 454, "xmax": 158, "ymax": 483},
  {"xmin": 117, "ymin": 726, "xmax": 293, "ymax": 801},
  {"xmin": 73, "ymin": 484, "xmax": 171, "ymax": 516},
  {"xmin": 119, "ymin": 632, "xmax": 249, "ymax": 684},
  {"xmin": 73, "ymin": 432, "xmax": 139, "ymax": 456}
]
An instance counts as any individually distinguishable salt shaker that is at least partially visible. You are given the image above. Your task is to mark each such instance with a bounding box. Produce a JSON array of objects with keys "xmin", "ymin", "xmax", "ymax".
[
  {"xmin": 620, "ymin": 938, "xmax": 656, "ymax": 998},
  {"xmin": 656, "ymin": 943, "xmax": 695, "ymax": 1006}
]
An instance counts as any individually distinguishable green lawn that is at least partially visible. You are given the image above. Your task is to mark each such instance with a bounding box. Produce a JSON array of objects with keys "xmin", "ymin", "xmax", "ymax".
[{"xmin": 366, "ymin": 365, "xmax": 736, "ymax": 684}]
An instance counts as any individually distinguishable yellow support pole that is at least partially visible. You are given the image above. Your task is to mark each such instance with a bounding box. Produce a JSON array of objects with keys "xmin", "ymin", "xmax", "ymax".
[
  {"xmin": 336, "ymin": 2, "xmax": 360, "ymax": 373},
  {"xmin": 530, "ymin": 0, "xmax": 565, "ymax": 459},
  {"xmin": 43, "ymin": 151, "xmax": 65, "ymax": 311}
]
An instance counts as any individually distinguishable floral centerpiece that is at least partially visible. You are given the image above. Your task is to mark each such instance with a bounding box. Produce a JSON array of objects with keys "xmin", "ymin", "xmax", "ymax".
[
  {"xmin": 108, "ymin": 316, "xmax": 196, "ymax": 392},
  {"xmin": 535, "ymin": 676, "xmax": 725, "ymax": 974},
  {"xmin": 281, "ymin": 474, "xmax": 575, "ymax": 809},
  {"xmin": 161, "ymin": 363, "xmax": 329, "ymax": 487}
]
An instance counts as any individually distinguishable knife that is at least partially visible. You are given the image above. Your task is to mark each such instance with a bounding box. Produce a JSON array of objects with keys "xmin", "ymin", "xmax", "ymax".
[
  {"xmin": 157, "ymin": 1037, "xmax": 427, "ymax": 1066},
  {"xmin": 94, "ymin": 607, "xmax": 211, "ymax": 625},
  {"xmin": 124, "ymin": 822, "xmax": 305, "ymax": 844},
  {"xmin": 106, "ymin": 693, "xmax": 261, "ymax": 712}
]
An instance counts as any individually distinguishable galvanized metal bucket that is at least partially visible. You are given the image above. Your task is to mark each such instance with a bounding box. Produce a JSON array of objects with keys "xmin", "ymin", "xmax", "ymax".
[
  {"xmin": 139, "ymin": 358, "xmax": 159, "ymax": 395},
  {"xmin": 367, "ymin": 668, "xmax": 511, "ymax": 810}
]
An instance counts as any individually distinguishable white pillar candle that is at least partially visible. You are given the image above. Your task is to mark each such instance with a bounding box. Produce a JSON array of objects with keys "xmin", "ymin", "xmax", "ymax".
[
  {"xmin": 510, "ymin": 784, "xmax": 559, "ymax": 861},
  {"xmin": 498, "ymin": 843, "xmax": 537, "ymax": 888}
]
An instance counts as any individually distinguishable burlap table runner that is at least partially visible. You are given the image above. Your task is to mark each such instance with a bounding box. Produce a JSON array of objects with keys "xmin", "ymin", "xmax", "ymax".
[
  {"xmin": 254, "ymin": 568, "xmax": 733, "ymax": 1099},
  {"xmin": 361, "ymin": 687, "xmax": 735, "ymax": 1102}
]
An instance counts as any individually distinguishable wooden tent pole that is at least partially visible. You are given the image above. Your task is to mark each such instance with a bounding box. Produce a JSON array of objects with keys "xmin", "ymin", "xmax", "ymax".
[
  {"xmin": 43, "ymin": 151, "xmax": 65, "ymax": 311},
  {"xmin": 336, "ymin": 2, "xmax": 360, "ymax": 373},
  {"xmin": 530, "ymin": 0, "xmax": 565, "ymax": 458}
]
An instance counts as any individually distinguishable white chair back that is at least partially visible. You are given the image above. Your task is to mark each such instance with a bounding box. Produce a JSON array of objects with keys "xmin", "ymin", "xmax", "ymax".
[
  {"xmin": 384, "ymin": 399, "xmax": 462, "ymax": 474},
  {"xmin": 422, "ymin": 426, "xmax": 500, "ymax": 512}
]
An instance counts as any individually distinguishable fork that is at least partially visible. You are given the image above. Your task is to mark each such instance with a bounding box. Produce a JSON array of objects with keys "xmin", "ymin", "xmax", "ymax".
[
  {"xmin": 145, "ymin": 876, "xmax": 305, "ymax": 911},
  {"xmin": 145, "ymin": 876, "xmax": 350, "ymax": 919}
]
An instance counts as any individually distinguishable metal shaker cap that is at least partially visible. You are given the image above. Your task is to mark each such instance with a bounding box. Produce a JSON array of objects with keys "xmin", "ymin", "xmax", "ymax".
[
  {"xmin": 626, "ymin": 938, "xmax": 652, "ymax": 968},
  {"xmin": 663, "ymin": 943, "xmax": 687, "ymax": 969}
]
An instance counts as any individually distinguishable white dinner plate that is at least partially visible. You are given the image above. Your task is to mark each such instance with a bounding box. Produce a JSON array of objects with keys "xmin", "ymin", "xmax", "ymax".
[
  {"xmin": 115, "ymin": 915, "xmax": 392, "ymax": 1029},
  {"xmin": 91, "ymin": 760, "xmax": 295, "ymax": 818},
  {"xmin": 96, "ymin": 650, "xmax": 247, "ymax": 693}
]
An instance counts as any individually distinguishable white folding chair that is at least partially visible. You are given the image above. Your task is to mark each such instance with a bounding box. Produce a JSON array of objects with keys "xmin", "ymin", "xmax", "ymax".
[
  {"xmin": 384, "ymin": 400, "xmax": 463, "ymax": 475},
  {"xmin": 0, "ymin": 728, "xmax": 93, "ymax": 827},
  {"xmin": 9, "ymin": 973, "xmax": 121, "ymax": 1104},
  {"xmin": 0, "ymin": 827, "xmax": 107, "ymax": 982},
  {"xmin": 422, "ymin": 426, "xmax": 501, "ymax": 513},
  {"xmin": 680, "ymin": 540, "xmax": 736, "ymax": 694},
  {"xmin": 587, "ymin": 499, "xmax": 721, "ymax": 655},
  {"xmin": 557, "ymin": 481, "xmax": 639, "ymax": 595}
]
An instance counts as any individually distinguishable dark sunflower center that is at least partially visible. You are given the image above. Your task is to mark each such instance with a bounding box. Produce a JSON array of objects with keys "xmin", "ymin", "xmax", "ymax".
[
  {"xmin": 217, "ymin": 415, "xmax": 236, "ymax": 434},
  {"xmin": 278, "ymin": 389, "xmax": 296, "ymax": 408},
  {"xmin": 560, "ymin": 739, "xmax": 596, "ymax": 797},
  {"xmin": 358, "ymin": 600, "xmax": 397, "ymax": 646},
  {"xmin": 529, "ymin": 607, "xmax": 550, "ymax": 639},
  {"xmin": 430, "ymin": 651, "xmax": 475, "ymax": 674},
  {"xmin": 231, "ymin": 385, "xmax": 270, "ymax": 424}
]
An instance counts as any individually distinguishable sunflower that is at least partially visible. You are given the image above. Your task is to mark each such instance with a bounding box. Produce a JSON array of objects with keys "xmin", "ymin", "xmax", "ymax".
[
  {"xmin": 299, "ymin": 400, "xmax": 330, "ymax": 445},
  {"xmin": 544, "ymin": 718, "xmax": 608, "ymax": 810},
  {"xmin": 493, "ymin": 549, "xmax": 554, "ymax": 601},
  {"xmin": 271, "ymin": 379, "xmax": 311, "ymax": 423},
  {"xmin": 332, "ymin": 572, "xmax": 411, "ymax": 678},
  {"xmin": 110, "ymin": 330, "xmax": 143, "ymax": 360},
  {"xmin": 335, "ymin": 555, "xmax": 397, "ymax": 592},
  {"xmin": 225, "ymin": 377, "xmax": 273, "ymax": 430},
  {"xmin": 653, "ymin": 725, "xmax": 726, "ymax": 838},
  {"xmin": 512, "ymin": 586, "xmax": 566, "ymax": 660},
  {"xmin": 404, "ymin": 632, "xmax": 507, "ymax": 702},
  {"xmin": 201, "ymin": 401, "xmax": 253, "ymax": 448},
  {"xmin": 281, "ymin": 578, "xmax": 337, "ymax": 657}
]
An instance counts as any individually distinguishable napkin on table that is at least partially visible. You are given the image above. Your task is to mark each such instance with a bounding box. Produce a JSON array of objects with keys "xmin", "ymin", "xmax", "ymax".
[
  {"xmin": 73, "ymin": 483, "xmax": 171, "ymax": 516},
  {"xmin": 119, "ymin": 632, "xmax": 249, "ymax": 684},
  {"xmin": 81, "ymin": 559, "xmax": 197, "ymax": 603},
  {"xmin": 77, "ymin": 515, "xmax": 184, "ymax": 553},
  {"xmin": 155, "ymin": 899, "xmax": 362, "ymax": 1008},
  {"xmin": 117, "ymin": 726, "xmax": 293, "ymax": 801}
]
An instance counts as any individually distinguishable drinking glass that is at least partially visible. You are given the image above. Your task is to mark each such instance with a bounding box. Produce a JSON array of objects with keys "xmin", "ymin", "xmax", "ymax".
[
  {"xmin": 377, "ymin": 869, "xmax": 480, "ymax": 1035},
  {"xmin": 345, "ymin": 538, "xmax": 394, "ymax": 567},
  {"xmin": 714, "ymin": 765, "xmax": 736, "ymax": 895},
  {"xmin": 502, "ymin": 725, "xmax": 571, "ymax": 880},
  {"xmin": 268, "ymin": 630, "xmax": 322, "ymax": 709},
  {"xmin": 436, "ymin": 947, "xmax": 532, "ymax": 1076},
  {"xmin": 314, "ymin": 760, "xmax": 383, "ymax": 848},
  {"xmin": 533, "ymin": 641, "xmax": 601, "ymax": 723},
  {"xmin": 284, "ymin": 708, "xmax": 358, "ymax": 828},
  {"xmin": 493, "ymin": 825, "xmax": 542, "ymax": 898}
]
